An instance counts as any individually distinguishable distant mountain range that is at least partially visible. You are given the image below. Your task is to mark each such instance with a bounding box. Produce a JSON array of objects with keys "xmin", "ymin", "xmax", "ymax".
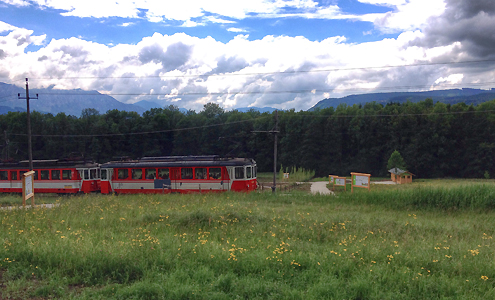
[
  {"xmin": 309, "ymin": 88, "xmax": 495, "ymax": 110},
  {"xmin": 2, "ymin": 82, "xmax": 494, "ymax": 116},
  {"xmin": 0, "ymin": 82, "xmax": 277, "ymax": 116}
]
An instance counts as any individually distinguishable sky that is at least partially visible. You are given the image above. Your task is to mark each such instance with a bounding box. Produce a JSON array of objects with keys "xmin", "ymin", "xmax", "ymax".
[{"xmin": 0, "ymin": 0, "xmax": 494, "ymax": 112}]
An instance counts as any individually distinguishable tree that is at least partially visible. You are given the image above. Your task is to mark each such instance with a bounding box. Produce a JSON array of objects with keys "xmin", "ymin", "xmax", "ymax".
[{"xmin": 387, "ymin": 150, "xmax": 406, "ymax": 173}]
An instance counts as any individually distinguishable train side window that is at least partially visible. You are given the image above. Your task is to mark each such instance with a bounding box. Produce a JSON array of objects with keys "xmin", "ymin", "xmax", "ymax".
[
  {"xmin": 101, "ymin": 169, "xmax": 107, "ymax": 180},
  {"xmin": 34, "ymin": 171, "xmax": 38, "ymax": 180},
  {"xmin": 90, "ymin": 169, "xmax": 97, "ymax": 179},
  {"xmin": 62, "ymin": 170, "xmax": 71, "ymax": 180},
  {"xmin": 41, "ymin": 170, "xmax": 49, "ymax": 180},
  {"xmin": 181, "ymin": 168, "xmax": 193, "ymax": 179},
  {"xmin": 52, "ymin": 170, "xmax": 61, "ymax": 180},
  {"xmin": 118, "ymin": 169, "xmax": 128, "ymax": 179},
  {"xmin": 83, "ymin": 170, "xmax": 89, "ymax": 180},
  {"xmin": 10, "ymin": 171, "xmax": 17, "ymax": 180},
  {"xmin": 132, "ymin": 169, "xmax": 143, "ymax": 180},
  {"xmin": 158, "ymin": 168, "xmax": 169, "ymax": 179},
  {"xmin": 235, "ymin": 167, "xmax": 244, "ymax": 179},
  {"xmin": 145, "ymin": 168, "xmax": 156, "ymax": 179},
  {"xmin": 246, "ymin": 166, "xmax": 252, "ymax": 179},
  {"xmin": 195, "ymin": 168, "xmax": 207, "ymax": 179},
  {"xmin": 0, "ymin": 171, "xmax": 7, "ymax": 180},
  {"xmin": 209, "ymin": 168, "xmax": 221, "ymax": 179}
]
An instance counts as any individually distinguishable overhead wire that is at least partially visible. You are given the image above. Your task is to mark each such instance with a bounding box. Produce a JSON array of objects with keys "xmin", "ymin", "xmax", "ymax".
[
  {"xmin": 16, "ymin": 58, "xmax": 495, "ymax": 81},
  {"xmin": 5, "ymin": 108, "xmax": 495, "ymax": 139}
]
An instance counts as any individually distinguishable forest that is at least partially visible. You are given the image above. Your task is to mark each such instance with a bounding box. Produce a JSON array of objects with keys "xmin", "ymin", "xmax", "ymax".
[{"xmin": 1, "ymin": 98, "xmax": 495, "ymax": 179}]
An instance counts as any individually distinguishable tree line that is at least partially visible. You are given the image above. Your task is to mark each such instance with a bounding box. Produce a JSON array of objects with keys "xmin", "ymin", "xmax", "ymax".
[{"xmin": 1, "ymin": 99, "xmax": 495, "ymax": 178}]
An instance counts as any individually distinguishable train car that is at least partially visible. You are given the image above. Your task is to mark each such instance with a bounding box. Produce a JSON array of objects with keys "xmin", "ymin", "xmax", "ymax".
[
  {"xmin": 0, "ymin": 157, "xmax": 100, "ymax": 194},
  {"xmin": 100, "ymin": 155, "xmax": 257, "ymax": 194}
]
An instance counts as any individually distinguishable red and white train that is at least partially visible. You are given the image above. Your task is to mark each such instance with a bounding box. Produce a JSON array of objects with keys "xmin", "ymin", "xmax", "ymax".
[{"xmin": 0, "ymin": 155, "xmax": 257, "ymax": 194}]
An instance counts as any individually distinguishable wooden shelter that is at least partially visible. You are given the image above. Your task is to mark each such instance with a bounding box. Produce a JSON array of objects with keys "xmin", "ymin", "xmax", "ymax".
[{"xmin": 388, "ymin": 168, "xmax": 415, "ymax": 184}]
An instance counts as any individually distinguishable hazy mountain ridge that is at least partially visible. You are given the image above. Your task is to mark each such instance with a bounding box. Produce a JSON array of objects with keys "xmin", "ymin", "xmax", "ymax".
[
  {"xmin": 0, "ymin": 82, "xmax": 145, "ymax": 116},
  {"xmin": 310, "ymin": 88, "xmax": 495, "ymax": 110}
]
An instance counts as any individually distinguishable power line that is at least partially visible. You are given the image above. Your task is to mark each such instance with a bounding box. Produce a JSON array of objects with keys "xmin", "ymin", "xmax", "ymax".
[
  {"xmin": 6, "ymin": 109, "xmax": 495, "ymax": 139},
  {"xmin": 8, "ymin": 115, "xmax": 272, "ymax": 138},
  {"xmin": 11, "ymin": 58, "xmax": 495, "ymax": 81}
]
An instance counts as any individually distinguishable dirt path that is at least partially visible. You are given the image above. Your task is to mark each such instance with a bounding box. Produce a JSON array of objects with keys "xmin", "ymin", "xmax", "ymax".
[{"xmin": 310, "ymin": 181, "xmax": 334, "ymax": 195}]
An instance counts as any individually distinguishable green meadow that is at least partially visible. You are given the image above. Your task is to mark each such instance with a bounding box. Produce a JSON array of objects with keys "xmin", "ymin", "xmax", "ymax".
[{"xmin": 1, "ymin": 181, "xmax": 495, "ymax": 299}]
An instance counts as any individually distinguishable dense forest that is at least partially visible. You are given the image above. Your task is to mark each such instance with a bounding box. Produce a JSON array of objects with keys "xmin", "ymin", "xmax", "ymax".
[{"xmin": 1, "ymin": 98, "xmax": 495, "ymax": 178}]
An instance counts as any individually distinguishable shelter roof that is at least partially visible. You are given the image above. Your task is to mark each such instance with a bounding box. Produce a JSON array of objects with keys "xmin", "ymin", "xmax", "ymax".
[{"xmin": 388, "ymin": 168, "xmax": 415, "ymax": 176}]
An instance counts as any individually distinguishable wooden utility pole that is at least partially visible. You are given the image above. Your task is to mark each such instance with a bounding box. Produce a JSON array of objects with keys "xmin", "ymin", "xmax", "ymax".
[
  {"xmin": 272, "ymin": 110, "xmax": 278, "ymax": 193},
  {"xmin": 252, "ymin": 110, "xmax": 279, "ymax": 193},
  {"xmin": 18, "ymin": 78, "xmax": 38, "ymax": 171}
]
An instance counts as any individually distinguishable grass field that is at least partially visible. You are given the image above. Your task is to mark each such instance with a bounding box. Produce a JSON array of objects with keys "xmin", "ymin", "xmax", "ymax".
[{"xmin": 1, "ymin": 180, "xmax": 495, "ymax": 299}]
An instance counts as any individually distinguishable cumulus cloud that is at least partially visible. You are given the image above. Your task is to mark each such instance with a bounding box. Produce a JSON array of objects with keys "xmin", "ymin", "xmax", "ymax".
[
  {"xmin": 0, "ymin": 0, "xmax": 359, "ymax": 26},
  {"xmin": 411, "ymin": 0, "xmax": 495, "ymax": 59},
  {"xmin": 1, "ymin": 0, "xmax": 495, "ymax": 112}
]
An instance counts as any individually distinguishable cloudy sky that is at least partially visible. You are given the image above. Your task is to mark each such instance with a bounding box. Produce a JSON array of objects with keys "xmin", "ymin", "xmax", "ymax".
[{"xmin": 0, "ymin": 0, "xmax": 494, "ymax": 111}]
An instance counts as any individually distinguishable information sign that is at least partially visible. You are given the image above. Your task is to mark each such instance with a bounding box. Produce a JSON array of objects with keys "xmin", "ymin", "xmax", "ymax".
[
  {"xmin": 350, "ymin": 172, "xmax": 371, "ymax": 193},
  {"xmin": 22, "ymin": 171, "xmax": 35, "ymax": 207}
]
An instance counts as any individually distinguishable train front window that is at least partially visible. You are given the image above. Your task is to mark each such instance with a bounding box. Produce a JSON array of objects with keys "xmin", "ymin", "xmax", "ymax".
[
  {"xmin": 158, "ymin": 168, "xmax": 169, "ymax": 179},
  {"xmin": 235, "ymin": 167, "xmax": 244, "ymax": 179},
  {"xmin": 209, "ymin": 168, "xmax": 221, "ymax": 179},
  {"xmin": 41, "ymin": 170, "xmax": 49, "ymax": 180},
  {"xmin": 195, "ymin": 168, "xmax": 207, "ymax": 179},
  {"xmin": 84, "ymin": 170, "xmax": 89, "ymax": 180},
  {"xmin": 145, "ymin": 168, "xmax": 156, "ymax": 179},
  {"xmin": 181, "ymin": 168, "xmax": 193, "ymax": 179},
  {"xmin": 62, "ymin": 170, "xmax": 71, "ymax": 180},
  {"xmin": 10, "ymin": 171, "xmax": 17, "ymax": 180},
  {"xmin": 0, "ymin": 171, "xmax": 7, "ymax": 180},
  {"xmin": 246, "ymin": 166, "xmax": 252, "ymax": 179},
  {"xmin": 132, "ymin": 169, "xmax": 143, "ymax": 180},
  {"xmin": 254, "ymin": 166, "xmax": 257, "ymax": 178},
  {"xmin": 52, "ymin": 170, "xmax": 61, "ymax": 180},
  {"xmin": 118, "ymin": 169, "xmax": 128, "ymax": 179}
]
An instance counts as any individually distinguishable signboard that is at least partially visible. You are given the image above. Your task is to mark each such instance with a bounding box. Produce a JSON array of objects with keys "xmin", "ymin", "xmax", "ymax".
[
  {"xmin": 329, "ymin": 175, "xmax": 346, "ymax": 191},
  {"xmin": 350, "ymin": 172, "xmax": 371, "ymax": 193},
  {"xmin": 335, "ymin": 178, "xmax": 346, "ymax": 186},
  {"xmin": 22, "ymin": 170, "xmax": 35, "ymax": 207},
  {"xmin": 334, "ymin": 177, "xmax": 346, "ymax": 191}
]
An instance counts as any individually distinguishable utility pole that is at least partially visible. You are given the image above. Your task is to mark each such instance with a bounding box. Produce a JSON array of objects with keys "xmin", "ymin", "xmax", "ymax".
[
  {"xmin": 252, "ymin": 110, "xmax": 279, "ymax": 193},
  {"xmin": 18, "ymin": 78, "xmax": 38, "ymax": 171},
  {"xmin": 3, "ymin": 130, "xmax": 8, "ymax": 161},
  {"xmin": 272, "ymin": 110, "xmax": 278, "ymax": 193}
]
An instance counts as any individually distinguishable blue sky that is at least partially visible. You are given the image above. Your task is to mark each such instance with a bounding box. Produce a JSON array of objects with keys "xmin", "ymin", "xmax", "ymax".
[{"xmin": 0, "ymin": 0, "xmax": 494, "ymax": 111}]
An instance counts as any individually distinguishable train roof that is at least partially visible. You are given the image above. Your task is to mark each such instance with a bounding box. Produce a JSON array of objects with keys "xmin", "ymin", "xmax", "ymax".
[
  {"xmin": 0, "ymin": 158, "xmax": 98, "ymax": 169},
  {"xmin": 101, "ymin": 156, "xmax": 256, "ymax": 168}
]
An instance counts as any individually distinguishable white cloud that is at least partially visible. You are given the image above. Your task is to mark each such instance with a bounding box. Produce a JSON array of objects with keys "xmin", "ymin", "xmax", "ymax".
[
  {"xmin": 0, "ymin": 20, "xmax": 18, "ymax": 33},
  {"xmin": 227, "ymin": 28, "xmax": 248, "ymax": 33},
  {"xmin": 0, "ymin": 16, "xmax": 493, "ymax": 111},
  {"xmin": 360, "ymin": 0, "xmax": 446, "ymax": 32},
  {"xmin": 0, "ymin": 0, "xmax": 361, "ymax": 26}
]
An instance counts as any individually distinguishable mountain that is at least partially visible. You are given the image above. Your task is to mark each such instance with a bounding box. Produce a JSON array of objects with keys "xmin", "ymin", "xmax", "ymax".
[
  {"xmin": 234, "ymin": 107, "xmax": 277, "ymax": 113},
  {"xmin": 309, "ymin": 88, "xmax": 495, "ymax": 110},
  {"xmin": 0, "ymin": 82, "xmax": 146, "ymax": 116},
  {"xmin": 133, "ymin": 100, "xmax": 163, "ymax": 111}
]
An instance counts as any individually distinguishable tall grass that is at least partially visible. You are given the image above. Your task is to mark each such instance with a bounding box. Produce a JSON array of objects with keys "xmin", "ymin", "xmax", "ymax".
[
  {"xmin": 342, "ymin": 182, "xmax": 495, "ymax": 210},
  {"xmin": 1, "ymin": 186, "xmax": 495, "ymax": 299},
  {"xmin": 279, "ymin": 165, "xmax": 315, "ymax": 182}
]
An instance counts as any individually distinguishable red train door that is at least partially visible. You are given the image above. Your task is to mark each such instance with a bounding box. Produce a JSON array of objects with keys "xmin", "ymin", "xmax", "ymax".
[{"xmin": 170, "ymin": 168, "xmax": 180, "ymax": 191}]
